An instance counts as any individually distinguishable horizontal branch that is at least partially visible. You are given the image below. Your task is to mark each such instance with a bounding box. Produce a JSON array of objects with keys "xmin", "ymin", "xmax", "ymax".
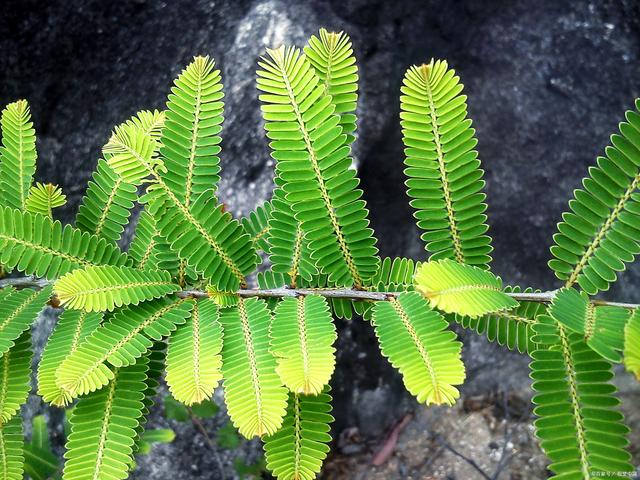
[{"xmin": 1, "ymin": 275, "xmax": 638, "ymax": 310}]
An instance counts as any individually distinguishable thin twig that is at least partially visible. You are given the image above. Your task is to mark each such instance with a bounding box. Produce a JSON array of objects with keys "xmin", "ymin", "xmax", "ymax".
[
  {"xmin": 186, "ymin": 407, "xmax": 226, "ymax": 480},
  {"xmin": 0, "ymin": 276, "xmax": 638, "ymax": 309}
]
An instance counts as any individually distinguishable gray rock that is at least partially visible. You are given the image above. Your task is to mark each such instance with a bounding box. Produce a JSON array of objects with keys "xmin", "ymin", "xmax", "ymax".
[{"xmin": 2, "ymin": 0, "xmax": 640, "ymax": 478}]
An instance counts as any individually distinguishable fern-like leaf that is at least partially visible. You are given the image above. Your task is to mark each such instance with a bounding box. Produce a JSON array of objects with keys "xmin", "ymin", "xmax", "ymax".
[
  {"xmin": 63, "ymin": 357, "xmax": 149, "ymax": 480},
  {"xmin": 149, "ymin": 190, "xmax": 257, "ymax": 290},
  {"xmin": 414, "ymin": 259, "xmax": 517, "ymax": 317},
  {"xmin": 159, "ymin": 55, "xmax": 224, "ymax": 205},
  {"xmin": 305, "ymin": 29, "xmax": 358, "ymax": 144},
  {"xmin": 131, "ymin": 346, "xmax": 165, "ymax": 460},
  {"xmin": 549, "ymin": 287, "xmax": 629, "ymax": 363},
  {"xmin": 530, "ymin": 316, "xmax": 633, "ymax": 478},
  {"xmin": 76, "ymin": 110, "xmax": 164, "ymax": 244},
  {"xmin": 267, "ymin": 186, "xmax": 318, "ymax": 286},
  {"xmin": 455, "ymin": 286, "xmax": 545, "ymax": 353},
  {"xmin": 549, "ymin": 99, "xmax": 640, "ymax": 295},
  {"xmin": 401, "ymin": 60, "xmax": 492, "ymax": 267},
  {"xmin": 127, "ymin": 210, "xmax": 160, "ymax": 269},
  {"xmin": 220, "ymin": 298, "xmax": 288, "ymax": 438},
  {"xmin": 270, "ymin": 295, "xmax": 336, "ymax": 394},
  {"xmin": 37, "ymin": 310, "xmax": 103, "ymax": 406},
  {"xmin": 263, "ymin": 389, "xmax": 333, "ymax": 480},
  {"xmin": 0, "ymin": 332, "xmax": 32, "ymax": 423},
  {"xmin": 0, "ymin": 286, "xmax": 52, "ymax": 358},
  {"xmin": 25, "ymin": 183, "xmax": 66, "ymax": 218},
  {"xmin": 166, "ymin": 299, "xmax": 223, "ymax": 405},
  {"xmin": 624, "ymin": 309, "xmax": 640, "ymax": 379},
  {"xmin": 241, "ymin": 200, "xmax": 273, "ymax": 253},
  {"xmin": 0, "ymin": 207, "xmax": 129, "ymax": 280},
  {"xmin": 372, "ymin": 292, "xmax": 465, "ymax": 405},
  {"xmin": 355, "ymin": 256, "xmax": 419, "ymax": 320},
  {"xmin": 0, "ymin": 416, "xmax": 23, "ymax": 480},
  {"xmin": 56, "ymin": 297, "xmax": 194, "ymax": 397},
  {"xmin": 54, "ymin": 265, "xmax": 179, "ymax": 312},
  {"xmin": 0, "ymin": 100, "xmax": 37, "ymax": 210},
  {"xmin": 106, "ymin": 123, "xmax": 258, "ymax": 290},
  {"xmin": 75, "ymin": 158, "xmax": 138, "ymax": 244},
  {"xmin": 257, "ymin": 45, "xmax": 379, "ymax": 288}
]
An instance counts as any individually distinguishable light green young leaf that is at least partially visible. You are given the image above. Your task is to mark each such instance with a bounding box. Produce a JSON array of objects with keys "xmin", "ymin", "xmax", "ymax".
[{"xmin": 413, "ymin": 259, "xmax": 517, "ymax": 317}]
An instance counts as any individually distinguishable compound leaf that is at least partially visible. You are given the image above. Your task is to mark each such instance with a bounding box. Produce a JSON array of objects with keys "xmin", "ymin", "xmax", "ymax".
[
  {"xmin": 0, "ymin": 286, "xmax": 52, "ymax": 359},
  {"xmin": 241, "ymin": 200, "xmax": 273, "ymax": 253},
  {"xmin": 38, "ymin": 310, "xmax": 103, "ymax": 406},
  {"xmin": 549, "ymin": 99, "xmax": 640, "ymax": 295},
  {"xmin": 413, "ymin": 259, "xmax": 517, "ymax": 317},
  {"xmin": 401, "ymin": 60, "xmax": 492, "ymax": 268},
  {"xmin": 63, "ymin": 357, "xmax": 149, "ymax": 480},
  {"xmin": 0, "ymin": 332, "xmax": 32, "ymax": 423},
  {"xmin": 0, "ymin": 207, "xmax": 129, "ymax": 281},
  {"xmin": 54, "ymin": 265, "xmax": 179, "ymax": 312},
  {"xmin": 624, "ymin": 309, "xmax": 640, "ymax": 379},
  {"xmin": 160, "ymin": 55, "xmax": 224, "ymax": 205},
  {"xmin": 372, "ymin": 291, "xmax": 465, "ymax": 406},
  {"xmin": 166, "ymin": 299, "xmax": 223, "ymax": 405},
  {"xmin": 270, "ymin": 295, "xmax": 336, "ymax": 394},
  {"xmin": 56, "ymin": 297, "xmax": 194, "ymax": 397},
  {"xmin": 305, "ymin": 29, "xmax": 358, "ymax": 144},
  {"xmin": 530, "ymin": 316, "xmax": 633, "ymax": 478},
  {"xmin": 264, "ymin": 390, "xmax": 333, "ymax": 480},
  {"xmin": 0, "ymin": 416, "xmax": 23, "ymax": 480},
  {"xmin": 220, "ymin": 298, "xmax": 288, "ymax": 438},
  {"xmin": 0, "ymin": 100, "xmax": 37, "ymax": 210},
  {"xmin": 267, "ymin": 186, "xmax": 317, "ymax": 286},
  {"xmin": 25, "ymin": 183, "xmax": 66, "ymax": 218},
  {"xmin": 455, "ymin": 286, "xmax": 545, "ymax": 354},
  {"xmin": 106, "ymin": 121, "xmax": 258, "ymax": 290},
  {"xmin": 257, "ymin": 45, "xmax": 379, "ymax": 288},
  {"xmin": 549, "ymin": 287, "xmax": 629, "ymax": 363}
]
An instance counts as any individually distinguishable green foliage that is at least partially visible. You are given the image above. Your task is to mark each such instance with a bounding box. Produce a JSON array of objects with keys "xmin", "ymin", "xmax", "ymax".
[
  {"xmin": 454, "ymin": 286, "xmax": 545, "ymax": 354},
  {"xmin": 0, "ymin": 100, "xmax": 37, "ymax": 211},
  {"xmin": 0, "ymin": 331, "xmax": 32, "ymax": 423},
  {"xmin": 63, "ymin": 357, "xmax": 149, "ymax": 480},
  {"xmin": 270, "ymin": 295, "xmax": 336, "ymax": 394},
  {"xmin": 413, "ymin": 259, "xmax": 518, "ymax": 317},
  {"xmin": 1, "ymin": 26, "xmax": 639, "ymax": 480},
  {"xmin": 75, "ymin": 158, "xmax": 138, "ymax": 244},
  {"xmin": 549, "ymin": 287, "xmax": 629, "ymax": 362},
  {"xmin": 127, "ymin": 211, "xmax": 161, "ymax": 269},
  {"xmin": 241, "ymin": 200, "xmax": 273, "ymax": 253},
  {"xmin": 220, "ymin": 298, "xmax": 288, "ymax": 438},
  {"xmin": 0, "ymin": 286, "xmax": 52, "ymax": 358},
  {"xmin": 0, "ymin": 416, "xmax": 23, "ymax": 480},
  {"xmin": 217, "ymin": 423, "xmax": 241, "ymax": 449},
  {"xmin": 372, "ymin": 292, "xmax": 465, "ymax": 406},
  {"xmin": 138, "ymin": 428, "xmax": 175, "ymax": 455},
  {"xmin": 266, "ymin": 186, "xmax": 317, "ymax": 286},
  {"xmin": 166, "ymin": 299, "xmax": 223, "ymax": 405},
  {"xmin": 401, "ymin": 60, "xmax": 492, "ymax": 267},
  {"xmin": 305, "ymin": 29, "xmax": 358, "ymax": 144},
  {"xmin": 23, "ymin": 415, "xmax": 60, "ymax": 480},
  {"xmin": 56, "ymin": 297, "xmax": 194, "ymax": 397},
  {"xmin": 159, "ymin": 55, "xmax": 224, "ymax": 204},
  {"xmin": 0, "ymin": 207, "xmax": 129, "ymax": 280},
  {"xmin": 54, "ymin": 265, "xmax": 179, "ymax": 312},
  {"xmin": 624, "ymin": 309, "xmax": 640, "ymax": 379},
  {"xmin": 38, "ymin": 309, "xmax": 103, "ymax": 406},
  {"xmin": 549, "ymin": 99, "xmax": 640, "ymax": 295},
  {"xmin": 263, "ymin": 390, "xmax": 333, "ymax": 480},
  {"xmin": 25, "ymin": 183, "xmax": 66, "ymax": 218},
  {"xmin": 530, "ymin": 316, "xmax": 633, "ymax": 478},
  {"xmin": 257, "ymin": 45, "xmax": 379, "ymax": 288}
]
